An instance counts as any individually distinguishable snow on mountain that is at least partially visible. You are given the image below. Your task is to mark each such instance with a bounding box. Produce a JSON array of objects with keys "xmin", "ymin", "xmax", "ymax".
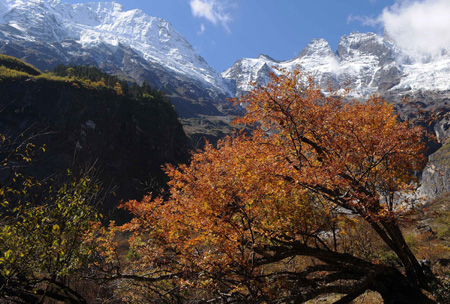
[
  {"xmin": 395, "ymin": 55, "xmax": 450, "ymax": 92},
  {"xmin": 0, "ymin": 0, "xmax": 231, "ymax": 96},
  {"xmin": 2, "ymin": 0, "xmax": 450, "ymax": 102},
  {"xmin": 223, "ymin": 32, "xmax": 450, "ymax": 97}
]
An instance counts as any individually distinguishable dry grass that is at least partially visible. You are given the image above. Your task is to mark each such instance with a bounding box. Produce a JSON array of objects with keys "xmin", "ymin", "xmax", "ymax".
[{"xmin": 306, "ymin": 291, "xmax": 383, "ymax": 303}]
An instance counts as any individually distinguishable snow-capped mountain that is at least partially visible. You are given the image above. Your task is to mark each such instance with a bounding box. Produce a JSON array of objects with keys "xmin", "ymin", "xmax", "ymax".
[
  {"xmin": 223, "ymin": 32, "xmax": 450, "ymax": 98},
  {"xmin": 2, "ymin": 1, "xmax": 450, "ymax": 117},
  {"xmin": 4, "ymin": 0, "xmax": 450, "ymax": 112},
  {"xmin": 0, "ymin": 0, "xmax": 232, "ymax": 118}
]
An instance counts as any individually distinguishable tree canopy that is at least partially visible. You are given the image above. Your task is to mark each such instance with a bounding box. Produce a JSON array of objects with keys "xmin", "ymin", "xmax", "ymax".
[
  {"xmin": 0, "ymin": 66, "xmax": 438, "ymax": 303},
  {"xmin": 116, "ymin": 70, "xmax": 437, "ymax": 303}
]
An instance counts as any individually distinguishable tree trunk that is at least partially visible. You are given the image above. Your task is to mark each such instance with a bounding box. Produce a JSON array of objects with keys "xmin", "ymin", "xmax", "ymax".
[{"xmin": 370, "ymin": 269, "xmax": 436, "ymax": 304}]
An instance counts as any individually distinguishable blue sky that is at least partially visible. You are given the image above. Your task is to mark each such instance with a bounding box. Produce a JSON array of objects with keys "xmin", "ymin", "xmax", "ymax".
[{"xmin": 63, "ymin": 0, "xmax": 446, "ymax": 72}]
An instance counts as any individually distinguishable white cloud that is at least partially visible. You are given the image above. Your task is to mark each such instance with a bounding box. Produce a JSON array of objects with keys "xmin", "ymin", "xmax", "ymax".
[
  {"xmin": 197, "ymin": 23, "xmax": 206, "ymax": 35},
  {"xmin": 381, "ymin": 0, "xmax": 450, "ymax": 57},
  {"xmin": 189, "ymin": 0, "xmax": 232, "ymax": 33},
  {"xmin": 347, "ymin": 14, "xmax": 382, "ymax": 27}
]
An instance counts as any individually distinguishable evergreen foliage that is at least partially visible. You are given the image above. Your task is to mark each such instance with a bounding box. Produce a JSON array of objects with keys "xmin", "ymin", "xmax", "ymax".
[
  {"xmin": 51, "ymin": 64, "xmax": 127, "ymax": 90},
  {"xmin": 50, "ymin": 64, "xmax": 175, "ymax": 103}
]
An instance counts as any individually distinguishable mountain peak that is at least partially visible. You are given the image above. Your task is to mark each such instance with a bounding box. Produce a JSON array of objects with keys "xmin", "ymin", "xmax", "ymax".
[
  {"xmin": 337, "ymin": 32, "xmax": 388, "ymax": 58},
  {"xmin": 297, "ymin": 38, "xmax": 333, "ymax": 59},
  {"xmin": 256, "ymin": 54, "xmax": 277, "ymax": 62}
]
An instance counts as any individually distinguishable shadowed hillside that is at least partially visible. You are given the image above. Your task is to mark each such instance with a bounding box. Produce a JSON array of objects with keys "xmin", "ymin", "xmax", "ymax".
[{"xmin": 0, "ymin": 57, "xmax": 190, "ymax": 216}]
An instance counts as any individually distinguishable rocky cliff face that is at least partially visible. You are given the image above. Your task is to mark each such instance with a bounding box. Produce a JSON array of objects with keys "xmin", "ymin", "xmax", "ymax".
[
  {"xmin": 0, "ymin": 74, "xmax": 189, "ymax": 211},
  {"xmin": 420, "ymin": 145, "xmax": 450, "ymax": 198},
  {"xmin": 418, "ymin": 111, "xmax": 450, "ymax": 198}
]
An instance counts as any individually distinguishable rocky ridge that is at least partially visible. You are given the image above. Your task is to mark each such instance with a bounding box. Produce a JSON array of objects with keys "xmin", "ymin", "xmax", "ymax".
[{"xmin": 223, "ymin": 32, "xmax": 450, "ymax": 100}]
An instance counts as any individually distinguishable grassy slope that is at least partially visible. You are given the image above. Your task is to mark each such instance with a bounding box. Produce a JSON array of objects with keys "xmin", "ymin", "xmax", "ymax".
[{"xmin": 0, "ymin": 54, "xmax": 41, "ymax": 76}]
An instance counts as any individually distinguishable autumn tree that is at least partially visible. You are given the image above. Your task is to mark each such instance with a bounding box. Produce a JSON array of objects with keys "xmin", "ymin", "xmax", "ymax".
[{"xmin": 117, "ymin": 70, "xmax": 438, "ymax": 303}]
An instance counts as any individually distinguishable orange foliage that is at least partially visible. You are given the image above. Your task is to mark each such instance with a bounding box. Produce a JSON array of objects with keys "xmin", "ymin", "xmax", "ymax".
[
  {"xmin": 235, "ymin": 70, "xmax": 426, "ymax": 219},
  {"xmin": 118, "ymin": 69, "xmax": 432, "ymax": 303}
]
